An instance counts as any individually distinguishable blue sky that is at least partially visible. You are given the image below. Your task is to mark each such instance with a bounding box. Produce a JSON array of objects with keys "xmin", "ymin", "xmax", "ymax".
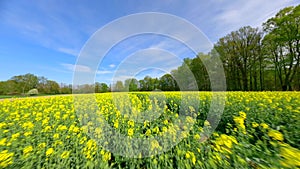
[{"xmin": 0, "ymin": 0, "xmax": 299, "ymax": 85}]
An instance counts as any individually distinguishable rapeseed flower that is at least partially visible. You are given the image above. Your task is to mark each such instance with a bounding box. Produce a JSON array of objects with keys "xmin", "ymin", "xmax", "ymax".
[
  {"xmin": 145, "ymin": 129, "xmax": 151, "ymax": 136},
  {"xmin": 280, "ymin": 143, "xmax": 300, "ymax": 168},
  {"xmin": 260, "ymin": 123, "xmax": 269, "ymax": 129},
  {"xmin": 252, "ymin": 122, "xmax": 259, "ymax": 128},
  {"xmin": 128, "ymin": 120, "xmax": 134, "ymax": 127},
  {"xmin": 185, "ymin": 151, "xmax": 196, "ymax": 165},
  {"xmin": 46, "ymin": 148, "xmax": 54, "ymax": 156},
  {"xmin": 214, "ymin": 134, "xmax": 237, "ymax": 154},
  {"xmin": 0, "ymin": 138, "xmax": 7, "ymax": 146},
  {"xmin": 268, "ymin": 130, "xmax": 284, "ymax": 141},
  {"xmin": 61, "ymin": 151, "xmax": 70, "ymax": 159},
  {"xmin": 11, "ymin": 133, "xmax": 20, "ymax": 140},
  {"xmin": 151, "ymin": 140, "xmax": 160, "ymax": 151},
  {"xmin": 38, "ymin": 142, "xmax": 46, "ymax": 149},
  {"xmin": 128, "ymin": 128, "xmax": 134, "ymax": 137},
  {"xmin": 22, "ymin": 121, "xmax": 34, "ymax": 130},
  {"xmin": 114, "ymin": 121, "xmax": 119, "ymax": 129},
  {"xmin": 23, "ymin": 145, "xmax": 33, "ymax": 157},
  {"xmin": 24, "ymin": 131, "xmax": 32, "ymax": 137},
  {"xmin": 0, "ymin": 150, "xmax": 14, "ymax": 168}
]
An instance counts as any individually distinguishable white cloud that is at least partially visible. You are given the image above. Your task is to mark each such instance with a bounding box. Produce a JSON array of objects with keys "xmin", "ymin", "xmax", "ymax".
[
  {"xmin": 149, "ymin": 39, "xmax": 196, "ymax": 57},
  {"xmin": 57, "ymin": 47, "xmax": 79, "ymax": 56},
  {"xmin": 217, "ymin": 10, "xmax": 240, "ymax": 25},
  {"xmin": 109, "ymin": 64, "xmax": 116, "ymax": 68},
  {"xmin": 61, "ymin": 63, "xmax": 92, "ymax": 73},
  {"xmin": 149, "ymin": 41, "xmax": 168, "ymax": 49},
  {"xmin": 212, "ymin": 0, "xmax": 297, "ymax": 35},
  {"xmin": 96, "ymin": 70, "xmax": 113, "ymax": 74},
  {"xmin": 173, "ymin": 0, "xmax": 298, "ymax": 42},
  {"xmin": 1, "ymin": 2, "xmax": 91, "ymax": 57}
]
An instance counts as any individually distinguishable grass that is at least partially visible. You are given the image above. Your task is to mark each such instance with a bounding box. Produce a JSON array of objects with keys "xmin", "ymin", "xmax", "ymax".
[
  {"xmin": 0, "ymin": 95, "xmax": 12, "ymax": 99},
  {"xmin": 0, "ymin": 94, "xmax": 61, "ymax": 99}
]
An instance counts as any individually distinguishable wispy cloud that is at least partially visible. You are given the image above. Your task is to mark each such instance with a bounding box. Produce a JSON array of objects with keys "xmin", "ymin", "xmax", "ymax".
[
  {"xmin": 109, "ymin": 64, "xmax": 116, "ymax": 68},
  {"xmin": 61, "ymin": 63, "xmax": 91, "ymax": 73},
  {"xmin": 62, "ymin": 63, "xmax": 113, "ymax": 75},
  {"xmin": 1, "ymin": 1, "xmax": 96, "ymax": 56},
  {"xmin": 169, "ymin": 0, "xmax": 298, "ymax": 42},
  {"xmin": 96, "ymin": 70, "xmax": 113, "ymax": 74},
  {"xmin": 149, "ymin": 39, "xmax": 196, "ymax": 57},
  {"xmin": 211, "ymin": 0, "xmax": 297, "ymax": 36},
  {"xmin": 57, "ymin": 47, "xmax": 79, "ymax": 56}
]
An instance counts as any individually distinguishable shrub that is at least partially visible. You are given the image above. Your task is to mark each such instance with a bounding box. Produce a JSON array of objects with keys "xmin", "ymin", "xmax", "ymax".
[{"xmin": 27, "ymin": 89, "xmax": 38, "ymax": 96}]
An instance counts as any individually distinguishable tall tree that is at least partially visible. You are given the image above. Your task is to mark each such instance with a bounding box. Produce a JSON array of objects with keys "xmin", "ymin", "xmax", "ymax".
[
  {"xmin": 214, "ymin": 26, "xmax": 263, "ymax": 91},
  {"xmin": 99, "ymin": 83, "xmax": 109, "ymax": 93},
  {"xmin": 139, "ymin": 76, "xmax": 159, "ymax": 91},
  {"xmin": 10, "ymin": 73, "xmax": 39, "ymax": 94},
  {"xmin": 45, "ymin": 80, "xmax": 60, "ymax": 94},
  {"xmin": 113, "ymin": 81, "xmax": 124, "ymax": 92},
  {"xmin": 95, "ymin": 82, "xmax": 101, "ymax": 93},
  {"xmin": 124, "ymin": 78, "xmax": 138, "ymax": 92},
  {"xmin": 37, "ymin": 76, "xmax": 48, "ymax": 93},
  {"xmin": 159, "ymin": 74, "xmax": 177, "ymax": 91},
  {"xmin": 171, "ymin": 58, "xmax": 197, "ymax": 91},
  {"xmin": 263, "ymin": 5, "xmax": 300, "ymax": 91},
  {"xmin": 190, "ymin": 53, "xmax": 211, "ymax": 91},
  {"xmin": 0, "ymin": 80, "xmax": 18, "ymax": 95},
  {"xmin": 60, "ymin": 84, "xmax": 72, "ymax": 94}
]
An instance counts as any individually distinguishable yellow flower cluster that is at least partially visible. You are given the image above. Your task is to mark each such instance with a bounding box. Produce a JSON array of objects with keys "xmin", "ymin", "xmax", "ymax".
[
  {"xmin": 185, "ymin": 151, "xmax": 196, "ymax": 165},
  {"xmin": 260, "ymin": 123, "xmax": 269, "ymax": 129},
  {"xmin": 83, "ymin": 139, "xmax": 97, "ymax": 160},
  {"xmin": 268, "ymin": 129, "xmax": 284, "ymax": 141},
  {"xmin": 279, "ymin": 143, "xmax": 300, "ymax": 168},
  {"xmin": 61, "ymin": 151, "xmax": 71, "ymax": 159},
  {"xmin": 251, "ymin": 122, "xmax": 259, "ymax": 128},
  {"xmin": 150, "ymin": 139, "xmax": 161, "ymax": 151},
  {"xmin": 23, "ymin": 145, "xmax": 33, "ymax": 157},
  {"xmin": 233, "ymin": 111, "xmax": 246, "ymax": 134},
  {"xmin": 128, "ymin": 128, "xmax": 134, "ymax": 137},
  {"xmin": 100, "ymin": 149, "xmax": 111, "ymax": 161},
  {"xmin": 214, "ymin": 134, "xmax": 238, "ymax": 154},
  {"xmin": 22, "ymin": 121, "xmax": 34, "ymax": 130},
  {"xmin": 0, "ymin": 150, "xmax": 14, "ymax": 168},
  {"xmin": 46, "ymin": 148, "xmax": 54, "ymax": 156}
]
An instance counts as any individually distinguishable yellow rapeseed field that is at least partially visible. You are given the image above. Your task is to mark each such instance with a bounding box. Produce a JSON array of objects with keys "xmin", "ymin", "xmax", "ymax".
[{"xmin": 0, "ymin": 92, "xmax": 299, "ymax": 168}]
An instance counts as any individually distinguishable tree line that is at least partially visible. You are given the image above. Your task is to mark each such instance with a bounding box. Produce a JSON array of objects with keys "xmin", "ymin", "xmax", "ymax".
[
  {"xmin": 0, "ymin": 5, "xmax": 299, "ymax": 95},
  {"xmin": 177, "ymin": 5, "xmax": 300, "ymax": 91},
  {"xmin": 115, "ymin": 5, "xmax": 299, "ymax": 92},
  {"xmin": 215, "ymin": 5, "xmax": 300, "ymax": 91},
  {"xmin": 0, "ymin": 73, "xmax": 72, "ymax": 95}
]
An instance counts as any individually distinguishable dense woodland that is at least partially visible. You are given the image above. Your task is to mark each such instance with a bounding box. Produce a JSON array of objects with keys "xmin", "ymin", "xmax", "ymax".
[{"xmin": 0, "ymin": 5, "xmax": 299, "ymax": 95}]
